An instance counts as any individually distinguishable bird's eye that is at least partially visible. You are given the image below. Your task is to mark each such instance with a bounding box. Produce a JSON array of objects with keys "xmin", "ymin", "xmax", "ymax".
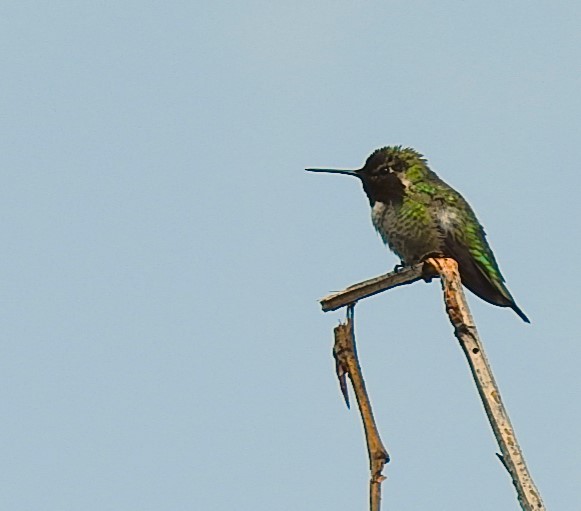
[{"xmin": 381, "ymin": 166, "xmax": 391, "ymax": 174}]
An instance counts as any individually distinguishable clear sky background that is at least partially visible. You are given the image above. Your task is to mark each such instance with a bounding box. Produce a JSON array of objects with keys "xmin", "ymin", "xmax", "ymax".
[{"xmin": 0, "ymin": 1, "xmax": 579, "ymax": 509}]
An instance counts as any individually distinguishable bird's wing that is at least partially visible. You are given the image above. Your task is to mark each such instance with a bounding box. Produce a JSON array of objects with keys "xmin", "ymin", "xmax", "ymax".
[
  {"xmin": 429, "ymin": 188, "xmax": 529, "ymax": 322},
  {"xmin": 436, "ymin": 199, "xmax": 513, "ymax": 306}
]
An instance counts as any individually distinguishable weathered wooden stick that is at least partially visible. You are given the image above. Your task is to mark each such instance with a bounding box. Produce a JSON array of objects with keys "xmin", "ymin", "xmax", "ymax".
[
  {"xmin": 425, "ymin": 257, "xmax": 544, "ymax": 511},
  {"xmin": 333, "ymin": 310, "xmax": 389, "ymax": 511},
  {"xmin": 320, "ymin": 263, "xmax": 427, "ymax": 312}
]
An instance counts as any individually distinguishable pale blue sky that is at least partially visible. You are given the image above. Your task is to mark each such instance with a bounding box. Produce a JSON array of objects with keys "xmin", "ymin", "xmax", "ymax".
[{"xmin": 1, "ymin": 1, "xmax": 579, "ymax": 509}]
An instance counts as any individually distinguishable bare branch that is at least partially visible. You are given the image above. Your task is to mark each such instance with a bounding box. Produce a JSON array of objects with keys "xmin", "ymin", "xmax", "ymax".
[
  {"xmin": 333, "ymin": 314, "xmax": 389, "ymax": 511},
  {"xmin": 425, "ymin": 257, "xmax": 545, "ymax": 511},
  {"xmin": 320, "ymin": 263, "xmax": 429, "ymax": 312}
]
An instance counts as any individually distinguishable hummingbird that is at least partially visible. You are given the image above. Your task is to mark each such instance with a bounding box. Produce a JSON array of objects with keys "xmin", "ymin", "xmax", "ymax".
[{"xmin": 307, "ymin": 146, "xmax": 529, "ymax": 322}]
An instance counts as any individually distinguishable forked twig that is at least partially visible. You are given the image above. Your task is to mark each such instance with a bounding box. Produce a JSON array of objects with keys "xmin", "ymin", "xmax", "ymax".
[{"xmin": 319, "ymin": 258, "xmax": 545, "ymax": 511}]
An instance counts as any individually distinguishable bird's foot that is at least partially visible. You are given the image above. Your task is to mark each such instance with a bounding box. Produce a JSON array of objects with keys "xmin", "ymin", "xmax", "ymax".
[
  {"xmin": 420, "ymin": 259, "xmax": 439, "ymax": 282},
  {"xmin": 418, "ymin": 252, "xmax": 446, "ymax": 282},
  {"xmin": 392, "ymin": 263, "xmax": 405, "ymax": 273}
]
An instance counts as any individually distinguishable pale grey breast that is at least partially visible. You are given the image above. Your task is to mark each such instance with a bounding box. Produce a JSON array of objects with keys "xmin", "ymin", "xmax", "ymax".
[{"xmin": 371, "ymin": 200, "xmax": 445, "ymax": 264}]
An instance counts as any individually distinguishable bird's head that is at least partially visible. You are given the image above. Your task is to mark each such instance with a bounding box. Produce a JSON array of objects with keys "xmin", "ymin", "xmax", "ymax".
[{"xmin": 306, "ymin": 146, "xmax": 429, "ymax": 204}]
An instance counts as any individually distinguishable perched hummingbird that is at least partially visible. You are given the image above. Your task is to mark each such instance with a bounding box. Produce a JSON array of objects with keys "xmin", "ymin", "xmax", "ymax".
[{"xmin": 307, "ymin": 146, "xmax": 529, "ymax": 322}]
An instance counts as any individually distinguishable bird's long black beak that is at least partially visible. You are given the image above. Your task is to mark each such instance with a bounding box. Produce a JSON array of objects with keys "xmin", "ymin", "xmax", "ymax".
[{"xmin": 305, "ymin": 168, "xmax": 360, "ymax": 177}]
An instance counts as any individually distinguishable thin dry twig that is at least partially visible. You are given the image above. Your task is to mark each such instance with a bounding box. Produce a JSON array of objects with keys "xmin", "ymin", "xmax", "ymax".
[
  {"xmin": 425, "ymin": 257, "xmax": 544, "ymax": 511},
  {"xmin": 320, "ymin": 263, "xmax": 428, "ymax": 312},
  {"xmin": 333, "ymin": 309, "xmax": 389, "ymax": 511}
]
